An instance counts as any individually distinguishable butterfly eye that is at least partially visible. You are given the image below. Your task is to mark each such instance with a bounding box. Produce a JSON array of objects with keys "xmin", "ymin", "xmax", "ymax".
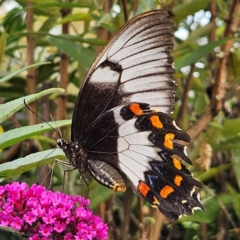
[{"xmin": 56, "ymin": 139, "xmax": 63, "ymax": 148}]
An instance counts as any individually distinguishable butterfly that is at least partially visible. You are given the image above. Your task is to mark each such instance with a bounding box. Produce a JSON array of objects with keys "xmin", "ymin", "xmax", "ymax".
[{"xmin": 57, "ymin": 9, "xmax": 204, "ymax": 221}]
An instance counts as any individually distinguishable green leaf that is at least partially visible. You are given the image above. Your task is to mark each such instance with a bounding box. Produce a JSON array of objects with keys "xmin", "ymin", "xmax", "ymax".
[
  {"xmin": 48, "ymin": 37, "xmax": 95, "ymax": 68},
  {"xmin": 17, "ymin": 0, "xmax": 59, "ymax": 17},
  {"xmin": 89, "ymin": 181, "xmax": 113, "ymax": 209},
  {"xmin": 38, "ymin": 16, "xmax": 59, "ymax": 33},
  {"xmin": 195, "ymin": 163, "xmax": 232, "ymax": 182},
  {"xmin": 0, "ymin": 30, "xmax": 7, "ymax": 66},
  {"xmin": 0, "ymin": 225, "xmax": 23, "ymax": 240},
  {"xmin": 227, "ymin": 184, "xmax": 240, "ymax": 220},
  {"xmin": 233, "ymin": 150, "xmax": 240, "ymax": 189},
  {"xmin": 0, "ymin": 148, "xmax": 66, "ymax": 181},
  {"xmin": 56, "ymin": 13, "xmax": 92, "ymax": 25},
  {"xmin": 98, "ymin": 13, "xmax": 115, "ymax": 33},
  {"xmin": 31, "ymin": 1, "xmax": 94, "ymax": 9},
  {"xmin": 175, "ymin": 37, "xmax": 234, "ymax": 70},
  {"xmin": 180, "ymin": 193, "xmax": 235, "ymax": 223},
  {"xmin": 0, "ymin": 88, "xmax": 65, "ymax": 124},
  {"xmin": 2, "ymin": 8, "xmax": 25, "ymax": 34},
  {"xmin": 212, "ymin": 137, "xmax": 240, "ymax": 150},
  {"xmin": 173, "ymin": 0, "xmax": 209, "ymax": 22},
  {"xmin": 221, "ymin": 118, "xmax": 240, "ymax": 139},
  {"xmin": 56, "ymin": 34, "xmax": 106, "ymax": 46},
  {"xmin": 0, "ymin": 62, "xmax": 51, "ymax": 84},
  {"xmin": 0, "ymin": 120, "xmax": 71, "ymax": 149},
  {"xmin": 176, "ymin": 23, "xmax": 214, "ymax": 50}
]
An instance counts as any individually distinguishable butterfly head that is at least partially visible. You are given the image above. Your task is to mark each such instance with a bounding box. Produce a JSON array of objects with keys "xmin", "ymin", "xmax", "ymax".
[{"xmin": 57, "ymin": 139, "xmax": 88, "ymax": 172}]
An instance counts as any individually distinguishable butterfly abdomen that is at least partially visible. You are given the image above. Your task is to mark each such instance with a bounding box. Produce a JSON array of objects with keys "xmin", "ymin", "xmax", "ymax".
[{"xmin": 88, "ymin": 160, "xmax": 126, "ymax": 192}]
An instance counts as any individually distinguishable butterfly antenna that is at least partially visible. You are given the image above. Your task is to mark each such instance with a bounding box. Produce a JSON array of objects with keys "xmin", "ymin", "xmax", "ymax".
[
  {"xmin": 50, "ymin": 111, "xmax": 63, "ymax": 139},
  {"xmin": 24, "ymin": 99, "xmax": 61, "ymax": 138}
]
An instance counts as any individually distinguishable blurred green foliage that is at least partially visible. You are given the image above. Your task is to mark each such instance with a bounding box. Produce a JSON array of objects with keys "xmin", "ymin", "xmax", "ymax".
[{"xmin": 0, "ymin": 0, "xmax": 240, "ymax": 239}]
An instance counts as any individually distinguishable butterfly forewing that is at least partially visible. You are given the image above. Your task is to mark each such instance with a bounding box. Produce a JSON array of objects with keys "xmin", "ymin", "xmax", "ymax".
[
  {"xmin": 71, "ymin": 10, "xmax": 175, "ymax": 142},
  {"xmin": 60, "ymin": 10, "xmax": 204, "ymax": 221}
]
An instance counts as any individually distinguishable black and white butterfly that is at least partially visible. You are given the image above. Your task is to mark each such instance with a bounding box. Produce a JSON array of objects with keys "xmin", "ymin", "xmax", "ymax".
[{"xmin": 57, "ymin": 10, "xmax": 204, "ymax": 221}]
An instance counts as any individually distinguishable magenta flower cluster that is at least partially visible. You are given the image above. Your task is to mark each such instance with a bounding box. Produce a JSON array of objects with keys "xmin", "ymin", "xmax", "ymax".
[{"xmin": 0, "ymin": 182, "xmax": 108, "ymax": 239}]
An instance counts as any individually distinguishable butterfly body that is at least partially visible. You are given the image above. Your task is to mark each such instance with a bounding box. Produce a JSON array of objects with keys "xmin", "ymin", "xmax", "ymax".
[
  {"xmin": 58, "ymin": 10, "xmax": 204, "ymax": 220},
  {"xmin": 57, "ymin": 138, "xmax": 126, "ymax": 192}
]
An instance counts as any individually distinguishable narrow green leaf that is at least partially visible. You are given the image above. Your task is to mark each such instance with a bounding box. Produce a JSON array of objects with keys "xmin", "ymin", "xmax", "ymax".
[
  {"xmin": 30, "ymin": 1, "xmax": 94, "ymax": 9},
  {"xmin": 0, "ymin": 88, "xmax": 65, "ymax": 124},
  {"xmin": 0, "ymin": 225, "xmax": 23, "ymax": 240},
  {"xmin": 233, "ymin": 150, "xmax": 240, "ymax": 189},
  {"xmin": 0, "ymin": 62, "xmax": 51, "ymax": 84},
  {"xmin": 56, "ymin": 13, "xmax": 93, "ymax": 25},
  {"xmin": 227, "ymin": 184, "xmax": 240, "ymax": 220},
  {"xmin": 98, "ymin": 13, "xmax": 115, "ymax": 33},
  {"xmin": 58, "ymin": 34, "xmax": 106, "ymax": 46},
  {"xmin": 175, "ymin": 37, "xmax": 234, "ymax": 70},
  {"xmin": 0, "ymin": 148, "xmax": 66, "ymax": 181},
  {"xmin": 221, "ymin": 118, "xmax": 240, "ymax": 139},
  {"xmin": 173, "ymin": 0, "xmax": 209, "ymax": 22},
  {"xmin": 0, "ymin": 119, "xmax": 71, "ymax": 149},
  {"xmin": 195, "ymin": 163, "xmax": 232, "ymax": 182},
  {"xmin": 38, "ymin": 16, "xmax": 59, "ymax": 32},
  {"xmin": 0, "ymin": 30, "xmax": 7, "ymax": 66},
  {"xmin": 180, "ymin": 193, "xmax": 235, "ymax": 223},
  {"xmin": 213, "ymin": 139, "xmax": 240, "ymax": 150},
  {"xmin": 48, "ymin": 37, "xmax": 95, "ymax": 68},
  {"xmin": 7, "ymin": 32, "xmax": 106, "ymax": 46},
  {"xmin": 89, "ymin": 182, "xmax": 113, "ymax": 209},
  {"xmin": 176, "ymin": 23, "xmax": 214, "ymax": 50}
]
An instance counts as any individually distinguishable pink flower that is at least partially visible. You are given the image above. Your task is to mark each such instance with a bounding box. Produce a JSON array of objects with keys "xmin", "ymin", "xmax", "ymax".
[
  {"xmin": 42, "ymin": 212, "xmax": 56, "ymax": 224},
  {"xmin": 0, "ymin": 215, "xmax": 12, "ymax": 226},
  {"xmin": 54, "ymin": 221, "xmax": 66, "ymax": 233},
  {"xmin": 39, "ymin": 224, "xmax": 53, "ymax": 237},
  {"xmin": 29, "ymin": 234, "xmax": 41, "ymax": 240},
  {"xmin": 64, "ymin": 232, "xmax": 73, "ymax": 239},
  {"xmin": 23, "ymin": 212, "xmax": 37, "ymax": 225},
  {"xmin": 0, "ymin": 186, "xmax": 5, "ymax": 195},
  {"xmin": 31, "ymin": 204, "xmax": 45, "ymax": 216},
  {"xmin": 0, "ymin": 182, "xmax": 108, "ymax": 239},
  {"xmin": 10, "ymin": 216, "xmax": 23, "ymax": 230}
]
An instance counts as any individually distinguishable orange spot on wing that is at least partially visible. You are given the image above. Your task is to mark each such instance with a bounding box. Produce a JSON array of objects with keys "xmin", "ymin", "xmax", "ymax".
[
  {"xmin": 130, "ymin": 104, "xmax": 143, "ymax": 115},
  {"xmin": 174, "ymin": 175, "xmax": 183, "ymax": 186},
  {"xmin": 164, "ymin": 133, "xmax": 175, "ymax": 149},
  {"xmin": 160, "ymin": 185, "xmax": 174, "ymax": 198},
  {"xmin": 138, "ymin": 181, "xmax": 150, "ymax": 197},
  {"xmin": 150, "ymin": 115, "xmax": 163, "ymax": 128},
  {"xmin": 173, "ymin": 158, "xmax": 182, "ymax": 170}
]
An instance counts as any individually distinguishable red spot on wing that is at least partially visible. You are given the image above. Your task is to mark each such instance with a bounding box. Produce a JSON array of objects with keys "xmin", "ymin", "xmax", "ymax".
[
  {"xmin": 138, "ymin": 181, "xmax": 150, "ymax": 197},
  {"xmin": 130, "ymin": 104, "xmax": 143, "ymax": 115}
]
